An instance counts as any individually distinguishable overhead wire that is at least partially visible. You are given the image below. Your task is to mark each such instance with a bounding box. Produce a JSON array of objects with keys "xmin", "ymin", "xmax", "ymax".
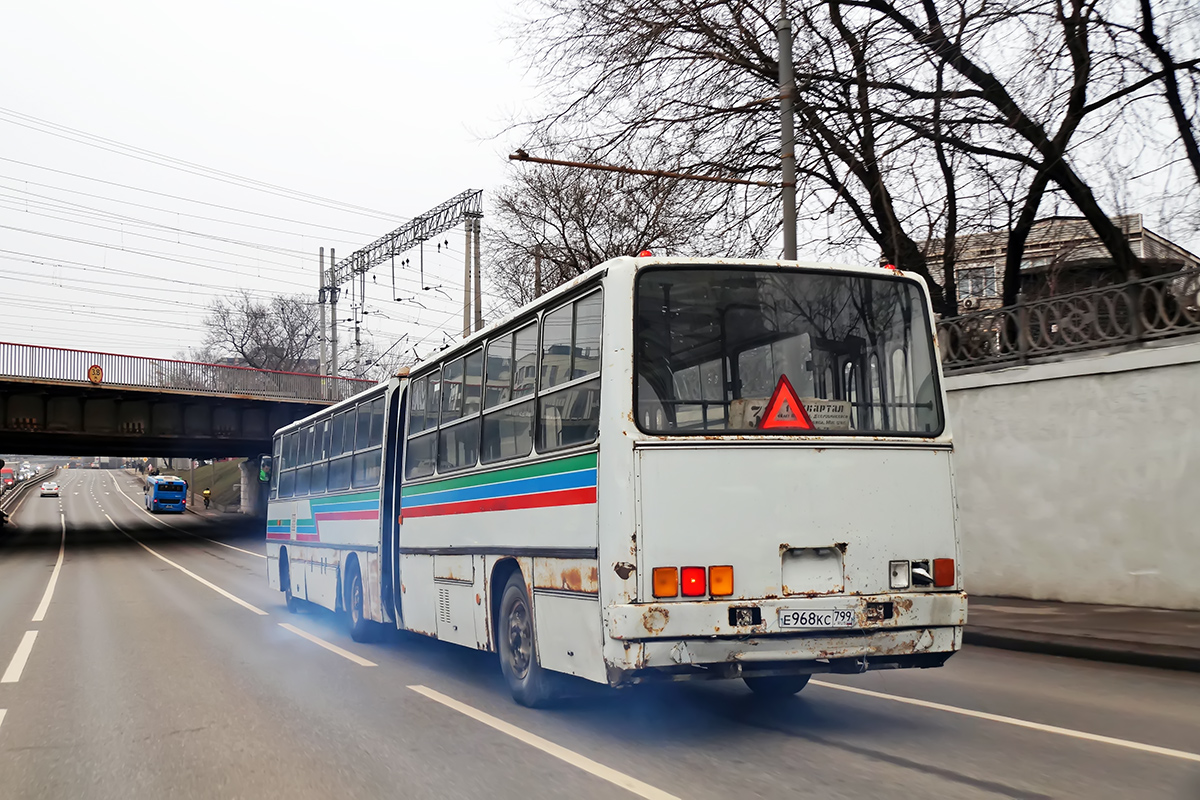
[
  {"xmin": 0, "ymin": 156, "xmax": 383, "ymax": 236},
  {"xmin": 0, "ymin": 173, "xmax": 367, "ymax": 245},
  {"xmin": 0, "ymin": 107, "xmax": 410, "ymax": 222}
]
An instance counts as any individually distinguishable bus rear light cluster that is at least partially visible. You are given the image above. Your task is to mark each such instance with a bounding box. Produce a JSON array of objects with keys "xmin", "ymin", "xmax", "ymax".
[
  {"xmin": 652, "ymin": 566, "xmax": 734, "ymax": 598},
  {"xmin": 890, "ymin": 558, "xmax": 955, "ymax": 589}
]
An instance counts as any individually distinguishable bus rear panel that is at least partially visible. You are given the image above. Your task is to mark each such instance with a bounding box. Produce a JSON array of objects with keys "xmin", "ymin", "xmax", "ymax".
[{"xmin": 600, "ymin": 262, "xmax": 965, "ymax": 686}]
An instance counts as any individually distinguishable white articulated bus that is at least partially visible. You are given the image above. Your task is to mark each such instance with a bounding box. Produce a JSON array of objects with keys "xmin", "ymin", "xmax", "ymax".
[{"xmin": 266, "ymin": 256, "xmax": 967, "ymax": 706}]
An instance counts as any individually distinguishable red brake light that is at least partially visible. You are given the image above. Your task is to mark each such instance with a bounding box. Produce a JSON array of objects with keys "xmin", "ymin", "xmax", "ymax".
[
  {"xmin": 638, "ymin": 250, "xmax": 653, "ymax": 257},
  {"xmin": 933, "ymin": 558, "xmax": 955, "ymax": 587},
  {"xmin": 680, "ymin": 566, "xmax": 706, "ymax": 597}
]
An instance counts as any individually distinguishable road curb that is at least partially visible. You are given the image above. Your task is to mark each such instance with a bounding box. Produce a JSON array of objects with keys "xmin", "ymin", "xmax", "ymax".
[{"xmin": 964, "ymin": 627, "xmax": 1200, "ymax": 673}]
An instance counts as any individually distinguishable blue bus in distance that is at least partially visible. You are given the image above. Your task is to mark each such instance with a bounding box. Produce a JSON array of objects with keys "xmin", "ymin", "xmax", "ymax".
[{"xmin": 145, "ymin": 476, "xmax": 188, "ymax": 513}]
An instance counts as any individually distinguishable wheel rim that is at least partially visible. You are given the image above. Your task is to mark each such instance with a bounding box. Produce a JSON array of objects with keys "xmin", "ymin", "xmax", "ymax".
[
  {"xmin": 506, "ymin": 595, "xmax": 532, "ymax": 679},
  {"xmin": 351, "ymin": 576, "xmax": 363, "ymax": 625}
]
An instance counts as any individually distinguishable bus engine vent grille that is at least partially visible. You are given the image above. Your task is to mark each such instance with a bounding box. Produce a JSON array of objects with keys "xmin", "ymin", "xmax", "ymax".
[{"xmin": 437, "ymin": 587, "xmax": 451, "ymax": 625}]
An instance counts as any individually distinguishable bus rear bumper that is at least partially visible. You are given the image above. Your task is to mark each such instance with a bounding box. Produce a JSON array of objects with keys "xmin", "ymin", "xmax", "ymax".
[{"xmin": 602, "ymin": 592, "xmax": 966, "ymax": 686}]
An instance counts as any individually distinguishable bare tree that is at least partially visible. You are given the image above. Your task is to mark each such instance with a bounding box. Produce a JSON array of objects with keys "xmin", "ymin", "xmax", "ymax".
[
  {"xmin": 511, "ymin": 0, "xmax": 1200, "ymax": 315},
  {"xmin": 487, "ymin": 140, "xmax": 774, "ymax": 307},
  {"xmin": 202, "ymin": 291, "xmax": 322, "ymax": 373}
]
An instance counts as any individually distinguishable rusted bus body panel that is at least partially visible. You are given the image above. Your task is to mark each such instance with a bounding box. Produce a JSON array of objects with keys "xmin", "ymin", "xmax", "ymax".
[
  {"xmin": 533, "ymin": 557, "xmax": 601, "ymax": 594},
  {"xmin": 605, "ymin": 592, "xmax": 966, "ymax": 641}
]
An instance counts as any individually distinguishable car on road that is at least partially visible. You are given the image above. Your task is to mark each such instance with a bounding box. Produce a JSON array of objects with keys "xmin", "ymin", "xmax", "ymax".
[{"xmin": 40, "ymin": 481, "xmax": 60, "ymax": 497}]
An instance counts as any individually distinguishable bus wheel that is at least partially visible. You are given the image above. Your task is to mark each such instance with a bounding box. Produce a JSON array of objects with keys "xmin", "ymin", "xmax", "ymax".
[
  {"xmin": 346, "ymin": 562, "xmax": 374, "ymax": 643},
  {"xmin": 743, "ymin": 674, "xmax": 811, "ymax": 697},
  {"xmin": 497, "ymin": 573, "xmax": 552, "ymax": 707},
  {"xmin": 281, "ymin": 554, "xmax": 299, "ymax": 613}
]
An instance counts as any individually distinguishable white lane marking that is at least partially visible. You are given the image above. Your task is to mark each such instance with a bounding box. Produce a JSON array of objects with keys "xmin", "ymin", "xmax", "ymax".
[
  {"xmin": 106, "ymin": 474, "xmax": 265, "ymax": 559},
  {"xmin": 810, "ymin": 680, "xmax": 1200, "ymax": 764},
  {"xmin": 1, "ymin": 631, "xmax": 39, "ymax": 683},
  {"xmin": 31, "ymin": 516, "xmax": 66, "ymax": 622},
  {"xmin": 0, "ymin": 708, "xmax": 6, "ymax": 731},
  {"xmin": 278, "ymin": 623, "xmax": 377, "ymax": 667},
  {"xmin": 408, "ymin": 685, "xmax": 680, "ymax": 800},
  {"xmin": 104, "ymin": 514, "xmax": 268, "ymax": 616}
]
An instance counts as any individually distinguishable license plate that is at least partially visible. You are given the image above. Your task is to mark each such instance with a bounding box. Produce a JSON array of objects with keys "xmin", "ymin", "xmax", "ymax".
[{"xmin": 778, "ymin": 608, "xmax": 856, "ymax": 629}]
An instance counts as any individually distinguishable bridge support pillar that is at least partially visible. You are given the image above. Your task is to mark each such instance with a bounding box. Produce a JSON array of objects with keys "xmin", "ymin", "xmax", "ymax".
[{"xmin": 240, "ymin": 459, "xmax": 266, "ymax": 517}]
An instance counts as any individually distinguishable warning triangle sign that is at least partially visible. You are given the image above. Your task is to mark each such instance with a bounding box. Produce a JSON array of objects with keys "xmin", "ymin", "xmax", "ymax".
[{"xmin": 758, "ymin": 375, "xmax": 814, "ymax": 430}]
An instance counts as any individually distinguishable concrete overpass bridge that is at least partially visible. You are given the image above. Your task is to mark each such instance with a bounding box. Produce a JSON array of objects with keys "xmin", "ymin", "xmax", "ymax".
[{"xmin": 0, "ymin": 341, "xmax": 375, "ymax": 459}]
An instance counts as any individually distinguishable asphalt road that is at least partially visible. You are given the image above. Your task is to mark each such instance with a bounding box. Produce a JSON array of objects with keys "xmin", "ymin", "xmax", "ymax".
[{"xmin": 1, "ymin": 469, "xmax": 1199, "ymax": 799}]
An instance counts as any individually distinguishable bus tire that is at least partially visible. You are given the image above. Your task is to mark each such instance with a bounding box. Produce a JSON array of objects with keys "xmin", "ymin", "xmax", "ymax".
[
  {"xmin": 497, "ymin": 573, "xmax": 553, "ymax": 708},
  {"xmin": 281, "ymin": 552, "xmax": 300, "ymax": 614},
  {"xmin": 346, "ymin": 561, "xmax": 374, "ymax": 643},
  {"xmin": 743, "ymin": 674, "xmax": 811, "ymax": 697}
]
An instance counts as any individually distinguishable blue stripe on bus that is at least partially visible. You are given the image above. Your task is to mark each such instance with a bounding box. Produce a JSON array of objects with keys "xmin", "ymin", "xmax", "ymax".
[{"xmin": 402, "ymin": 468, "xmax": 597, "ymax": 509}]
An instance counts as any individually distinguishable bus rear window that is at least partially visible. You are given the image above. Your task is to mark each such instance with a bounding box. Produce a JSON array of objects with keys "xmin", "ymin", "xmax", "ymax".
[{"xmin": 634, "ymin": 267, "xmax": 943, "ymax": 436}]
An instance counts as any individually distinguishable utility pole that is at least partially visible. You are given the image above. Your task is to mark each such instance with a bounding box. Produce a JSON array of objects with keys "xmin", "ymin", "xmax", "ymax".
[
  {"xmin": 778, "ymin": 5, "xmax": 797, "ymax": 260},
  {"xmin": 354, "ymin": 271, "xmax": 363, "ymax": 379},
  {"xmin": 534, "ymin": 245, "xmax": 543, "ymax": 299},
  {"xmin": 473, "ymin": 218, "xmax": 483, "ymax": 332},
  {"xmin": 463, "ymin": 221, "xmax": 472, "ymax": 338},
  {"xmin": 318, "ymin": 247, "xmax": 327, "ymax": 387},
  {"xmin": 330, "ymin": 247, "xmax": 339, "ymax": 379}
]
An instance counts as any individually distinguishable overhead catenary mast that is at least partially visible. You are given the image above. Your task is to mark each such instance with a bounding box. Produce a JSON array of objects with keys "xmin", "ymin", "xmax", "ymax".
[{"xmin": 326, "ymin": 190, "xmax": 485, "ymax": 338}]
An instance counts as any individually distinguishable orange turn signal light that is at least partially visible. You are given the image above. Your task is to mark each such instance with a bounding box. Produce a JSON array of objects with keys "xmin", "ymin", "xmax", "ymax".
[
  {"xmin": 709, "ymin": 565, "xmax": 734, "ymax": 596},
  {"xmin": 653, "ymin": 567, "xmax": 679, "ymax": 598},
  {"xmin": 933, "ymin": 558, "xmax": 955, "ymax": 587}
]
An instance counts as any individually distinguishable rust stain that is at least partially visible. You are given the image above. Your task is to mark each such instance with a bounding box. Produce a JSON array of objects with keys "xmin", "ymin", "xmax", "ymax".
[
  {"xmin": 782, "ymin": 585, "xmax": 840, "ymax": 597},
  {"xmin": 533, "ymin": 557, "xmax": 600, "ymax": 593},
  {"xmin": 613, "ymin": 561, "xmax": 635, "ymax": 580},
  {"xmin": 834, "ymin": 542, "xmax": 848, "ymax": 554},
  {"xmin": 561, "ymin": 567, "xmax": 582, "ymax": 592},
  {"xmin": 642, "ymin": 606, "xmax": 669, "ymax": 635}
]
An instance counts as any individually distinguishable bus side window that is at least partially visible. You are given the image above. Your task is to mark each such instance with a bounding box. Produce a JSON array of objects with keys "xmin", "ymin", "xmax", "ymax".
[
  {"xmin": 352, "ymin": 447, "xmax": 382, "ymax": 488},
  {"xmin": 538, "ymin": 290, "xmax": 602, "ymax": 452},
  {"xmin": 270, "ymin": 436, "xmax": 282, "ymax": 498},
  {"xmin": 406, "ymin": 369, "xmax": 438, "ymax": 479},
  {"xmin": 482, "ymin": 323, "xmax": 536, "ymax": 465}
]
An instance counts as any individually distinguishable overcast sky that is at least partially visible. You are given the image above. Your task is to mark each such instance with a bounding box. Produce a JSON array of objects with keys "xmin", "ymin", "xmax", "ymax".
[{"xmin": 1, "ymin": 0, "xmax": 539, "ymax": 368}]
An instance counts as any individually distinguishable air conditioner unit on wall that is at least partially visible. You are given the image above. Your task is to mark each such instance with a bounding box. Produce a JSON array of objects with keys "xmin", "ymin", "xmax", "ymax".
[{"xmin": 962, "ymin": 297, "xmax": 979, "ymax": 310}]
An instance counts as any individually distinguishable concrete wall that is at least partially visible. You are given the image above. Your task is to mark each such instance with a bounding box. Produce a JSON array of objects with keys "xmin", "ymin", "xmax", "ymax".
[{"xmin": 946, "ymin": 337, "xmax": 1200, "ymax": 610}]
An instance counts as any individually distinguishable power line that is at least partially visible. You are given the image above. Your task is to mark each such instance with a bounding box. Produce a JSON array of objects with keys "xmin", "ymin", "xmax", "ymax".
[
  {"xmin": 0, "ymin": 178, "xmax": 365, "ymax": 246},
  {"xmin": 0, "ymin": 223, "xmax": 317, "ymax": 291},
  {"xmin": 0, "ymin": 157, "xmax": 382, "ymax": 236},
  {"xmin": 0, "ymin": 192, "xmax": 315, "ymax": 260},
  {"xmin": 0, "ymin": 250, "xmax": 289, "ymax": 298},
  {"xmin": 0, "ymin": 107, "xmax": 410, "ymax": 222}
]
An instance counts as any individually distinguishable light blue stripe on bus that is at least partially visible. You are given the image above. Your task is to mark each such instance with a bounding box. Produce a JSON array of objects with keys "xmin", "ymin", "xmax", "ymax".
[
  {"xmin": 403, "ymin": 468, "xmax": 597, "ymax": 509},
  {"xmin": 312, "ymin": 499, "xmax": 378, "ymax": 514}
]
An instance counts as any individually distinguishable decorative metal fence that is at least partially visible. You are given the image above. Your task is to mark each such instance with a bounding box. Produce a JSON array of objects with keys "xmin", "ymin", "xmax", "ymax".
[
  {"xmin": 936, "ymin": 268, "xmax": 1200, "ymax": 374},
  {"xmin": 0, "ymin": 342, "xmax": 375, "ymax": 402}
]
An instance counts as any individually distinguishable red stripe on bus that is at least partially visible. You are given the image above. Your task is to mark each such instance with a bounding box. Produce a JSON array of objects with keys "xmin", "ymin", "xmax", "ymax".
[
  {"xmin": 314, "ymin": 510, "xmax": 379, "ymax": 522},
  {"xmin": 402, "ymin": 487, "xmax": 596, "ymax": 518},
  {"xmin": 266, "ymin": 533, "xmax": 319, "ymax": 542}
]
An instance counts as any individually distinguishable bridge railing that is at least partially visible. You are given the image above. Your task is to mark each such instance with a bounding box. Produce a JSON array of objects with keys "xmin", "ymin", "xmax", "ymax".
[
  {"xmin": 936, "ymin": 267, "xmax": 1200, "ymax": 374},
  {"xmin": 0, "ymin": 342, "xmax": 375, "ymax": 402}
]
